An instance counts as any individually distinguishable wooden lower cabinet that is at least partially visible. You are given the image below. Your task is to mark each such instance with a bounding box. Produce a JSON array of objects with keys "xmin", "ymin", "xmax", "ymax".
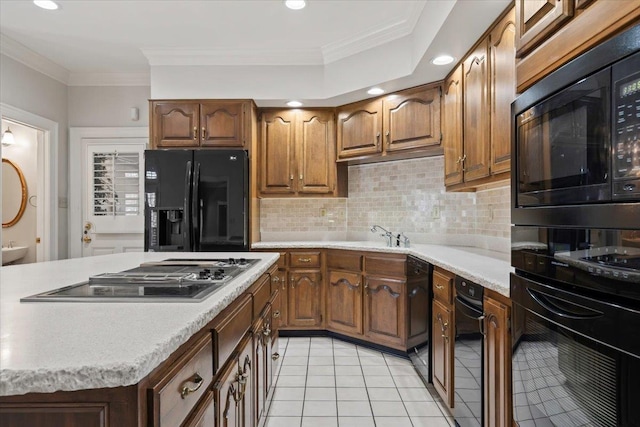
[
  {"xmin": 326, "ymin": 270, "xmax": 363, "ymax": 336},
  {"xmin": 363, "ymin": 276, "xmax": 406, "ymax": 349},
  {"xmin": 214, "ymin": 350, "xmax": 242, "ymax": 427},
  {"xmin": 288, "ymin": 270, "xmax": 323, "ymax": 328},
  {"xmin": 271, "ymin": 269, "xmax": 288, "ymax": 328},
  {"xmin": 484, "ymin": 294, "xmax": 512, "ymax": 427},
  {"xmin": 432, "ymin": 298, "xmax": 454, "ymax": 409},
  {"xmin": 183, "ymin": 391, "xmax": 215, "ymax": 427}
]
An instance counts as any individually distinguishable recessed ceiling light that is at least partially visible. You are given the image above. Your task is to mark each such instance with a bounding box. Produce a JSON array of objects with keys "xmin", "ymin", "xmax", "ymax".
[
  {"xmin": 33, "ymin": 0, "xmax": 59, "ymax": 10},
  {"xmin": 431, "ymin": 55, "xmax": 455, "ymax": 66},
  {"xmin": 287, "ymin": 101, "xmax": 303, "ymax": 107},
  {"xmin": 285, "ymin": 0, "xmax": 306, "ymax": 10},
  {"xmin": 367, "ymin": 87, "xmax": 385, "ymax": 95}
]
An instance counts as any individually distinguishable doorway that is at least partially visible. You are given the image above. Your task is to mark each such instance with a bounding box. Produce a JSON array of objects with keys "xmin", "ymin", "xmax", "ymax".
[{"xmin": 1, "ymin": 103, "xmax": 59, "ymax": 264}]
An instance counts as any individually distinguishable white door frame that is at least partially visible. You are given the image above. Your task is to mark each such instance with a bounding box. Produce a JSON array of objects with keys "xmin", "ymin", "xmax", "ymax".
[
  {"xmin": 1, "ymin": 103, "xmax": 59, "ymax": 262},
  {"xmin": 68, "ymin": 127, "xmax": 148, "ymax": 259}
]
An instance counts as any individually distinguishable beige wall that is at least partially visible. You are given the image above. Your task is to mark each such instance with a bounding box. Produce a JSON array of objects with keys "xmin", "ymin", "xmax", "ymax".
[
  {"xmin": 1, "ymin": 54, "xmax": 69, "ymax": 258},
  {"xmin": 2, "ymin": 121, "xmax": 38, "ymax": 264},
  {"xmin": 68, "ymin": 86, "xmax": 150, "ymax": 127},
  {"xmin": 260, "ymin": 156, "xmax": 511, "ymax": 252}
]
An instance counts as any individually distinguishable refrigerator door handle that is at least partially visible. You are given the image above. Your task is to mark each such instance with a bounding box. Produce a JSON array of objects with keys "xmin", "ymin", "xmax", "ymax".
[
  {"xmin": 183, "ymin": 160, "xmax": 192, "ymax": 251},
  {"xmin": 192, "ymin": 161, "xmax": 201, "ymax": 251}
]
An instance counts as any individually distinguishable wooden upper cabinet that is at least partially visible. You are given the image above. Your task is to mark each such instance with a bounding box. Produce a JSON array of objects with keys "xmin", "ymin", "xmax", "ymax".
[
  {"xmin": 153, "ymin": 102, "xmax": 199, "ymax": 148},
  {"xmin": 297, "ymin": 110, "xmax": 335, "ymax": 194},
  {"xmin": 443, "ymin": 64, "xmax": 464, "ymax": 187},
  {"xmin": 337, "ymin": 99, "xmax": 383, "ymax": 159},
  {"xmin": 259, "ymin": 109, "xmax": 344, "ymax": 197},
  {"xmin": 490, "ymin": 8, "xmax": 516, "ymax": 176},
  {"xmin": 150, "ymin": 100, "xmax": 250, "ymax": 149},
  {"xmin": 200, "ymin": 102, "xmax": 245, "ymax": 147},
  {"xmin": 260, "ymin": 110, "xmax": 296, "ymax": 195},
  {"xmin": 463, "ymin": 37, "xmax": 491, "ymax": 182},
  {"xmin": 515, "ymin": 0, "xmax": 573, "ymax": 57},
  {"xmin": 383, "ymin": 85, "xmax": 441, "ymax": 152}
]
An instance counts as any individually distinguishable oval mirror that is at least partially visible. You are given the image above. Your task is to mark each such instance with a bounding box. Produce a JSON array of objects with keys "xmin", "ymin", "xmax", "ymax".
[{"xmin": 2, "ymin": 158, "xmax": 28, "ymax": 228}]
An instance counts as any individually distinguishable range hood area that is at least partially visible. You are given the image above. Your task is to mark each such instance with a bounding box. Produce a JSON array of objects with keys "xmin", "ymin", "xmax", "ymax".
[{"xmin": 21, "ymin": 258, "xmax": 260, "ymax": 303}]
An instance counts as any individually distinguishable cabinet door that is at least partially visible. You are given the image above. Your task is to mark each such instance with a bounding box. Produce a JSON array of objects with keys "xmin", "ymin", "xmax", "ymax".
[
  {"xmin": 200, "ymin": 102, "xmax": 245, "ymax": 147},
  {"xmin": 326, "ymin": 270, "xmax": 363, "ymax": 336},
  {"xmin": 214, "ymin": 354, "xmax": 241, "ymax": 427},
  {"xmin": 432, "ymin": 298, "xmax": 454, "ymax": 409},
  {"xmin": 515, "ymin": 0, "xmax": 573, "ymax": 57},
  {"xmin": 288, "ymin": 270, "xmax": 323, "ymax": 328},
  {"xmin": 383, "ymin": 86, "xmax": 441, "ymax": 152},
  {"xmin": 253, "ymin": 317, "xmax": 266, "ymax": 427},
  {"xmin": 463, "ymin": 39, "xmax": 491, "ymax": 182},
  {"xmin": 183, "ymin": 392, "xmax": 215, "ymax": 427},
  {"xmin": 484, "ymin": 296, "xmax": 511, "ymax": 427},
  {"xmin": 237, "ymin": 335, "xmax": 253, "ymax": 427},
  {"xmin": 297, "ymin": 110, "xmax": 336, "ymax": 194},
  {"xmin": 272, "ymin": 270, "xmax": 288, "ymax": 328},
  {"xmin": 363, "ymin": 276, "xmax": 405, "ymax": 348},
  {"xmin": 337, "ymin": 99, "xmax": 383, "ymax": 159},
  {"xmin": 260, "ymin": 110, "xmax": 296, "ymax": 195},
  {"xmin": 443, "ymin": 65, "xmax": 464, "ymax": 186},
  {"xmin": 262, "ymin": 304, "xmax": 275, "ymax": 405},
  {"xmin": 490, "ymin": 8, "xmax": 516, "ymax": 176},
  {"xmin": 152, "ymin": 102, "xmax": 199, "ymax": 148}
]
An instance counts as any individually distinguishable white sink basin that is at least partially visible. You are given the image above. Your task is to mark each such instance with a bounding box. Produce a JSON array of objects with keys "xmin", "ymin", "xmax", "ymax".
[{"xmin": 2, "ymin": 246, "xmax": 28, "ymax": 265}]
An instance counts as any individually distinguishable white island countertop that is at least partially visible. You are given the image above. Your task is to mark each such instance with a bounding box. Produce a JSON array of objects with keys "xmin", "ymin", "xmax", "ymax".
[
  {"xmin": 253, "ymin": 241, "xmax": 513, "ymax": 297},
  {"xmin": 0, "ymin": 252, "xmax": 279, "ymax": 397}
]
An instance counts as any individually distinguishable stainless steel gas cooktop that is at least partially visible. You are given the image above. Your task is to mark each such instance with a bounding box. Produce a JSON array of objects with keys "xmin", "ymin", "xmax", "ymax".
[{"xmin": 21, "ymin": 258, "xmax": 260, "ymax": 303}]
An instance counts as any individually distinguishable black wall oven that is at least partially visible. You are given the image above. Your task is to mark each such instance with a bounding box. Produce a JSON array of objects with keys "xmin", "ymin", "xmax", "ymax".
[{"xmin": 511, "ymin": 24, "xmax": 640, "ymax": 427}]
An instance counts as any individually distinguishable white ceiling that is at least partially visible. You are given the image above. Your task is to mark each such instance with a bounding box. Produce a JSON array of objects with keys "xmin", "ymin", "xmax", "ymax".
[{"xmin": 0, "ymin": 0, "xmax": 511, "ymax": 106}]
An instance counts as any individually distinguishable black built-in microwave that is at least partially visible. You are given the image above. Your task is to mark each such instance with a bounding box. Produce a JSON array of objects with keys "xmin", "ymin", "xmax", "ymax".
[{"xmin": 512, "ymin": 24, "xmax": 640, "ymax": 229}]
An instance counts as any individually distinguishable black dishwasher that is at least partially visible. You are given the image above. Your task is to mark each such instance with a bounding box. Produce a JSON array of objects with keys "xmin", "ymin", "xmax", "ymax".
[
  {"xmin": 454, "ymin": 276, "xmax": 484, "ymax": 427},
  {"xmin": 407, "ymin": 256, "xmax": 432, "ymax": 385}
]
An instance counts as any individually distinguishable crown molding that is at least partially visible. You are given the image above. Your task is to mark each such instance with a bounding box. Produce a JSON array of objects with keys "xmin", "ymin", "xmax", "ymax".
[
  {"xmin": 142, "ymin": 47, "xmax": 324, "ymax": 66},
  {"xmin": 0, "ymin": 33, "xmax": 70, "ymax": 85},
  {"xmin": 67, "ymin": 72, "xmax": 150, "ymax": 86},
  {"xmin": 321, "ymin": 2, "xmax": 426, "ymax": 64}
]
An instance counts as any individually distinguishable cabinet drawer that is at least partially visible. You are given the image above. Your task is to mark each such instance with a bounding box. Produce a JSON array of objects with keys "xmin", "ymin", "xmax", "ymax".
[
  {"xmin": 289, "ymin": 251, "xmax": 321, "ymax": 268},
  {"xmin": 364, "ymin": 254, "xmax": 406, "ymax": 277},
  {"xmin": 149, "ymin": 334, "xmax": 213, "ymax": 427},
  {"xmin": 433, "ymin": 267, "xmax": 454, "ymax": 305},
  {"xmin": 182, "ymin": 391, "xmax": 214, "ymax": 427},
  {"xmin": 327, "ymin": 251, "xmax": 362, "ymax": 271},
  {"xmin": 212, "ymin": 294, "xmax": 252, "ymax": 372},
  {"xmin": 249, "ymin": 274, "xmax": 271, "ymax": 321}
]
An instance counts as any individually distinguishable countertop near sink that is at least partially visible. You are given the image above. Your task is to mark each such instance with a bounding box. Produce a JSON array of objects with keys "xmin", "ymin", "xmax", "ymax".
[
  {"xmin": 0, "ymin": 252, "xmax": 279, "ymax": 397},
  {"xmin": 252, "ymin": 241, "xmax": 512, "ymax": 297}
]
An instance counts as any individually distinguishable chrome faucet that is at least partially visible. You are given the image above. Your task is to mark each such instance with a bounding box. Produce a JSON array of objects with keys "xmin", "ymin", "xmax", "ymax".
[
  {"xmin": 397, "ymin": 233, "xmax": 410, "ymax": 248},
  {"xmin": 371, "ymin": 225, "xmax": 394, "ymax": 247}
]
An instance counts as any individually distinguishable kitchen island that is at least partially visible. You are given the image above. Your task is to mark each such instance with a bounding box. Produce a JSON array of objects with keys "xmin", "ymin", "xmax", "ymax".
[{"xmin": 0, "ymin": 251, "xmax": 280, "ymax": 427}]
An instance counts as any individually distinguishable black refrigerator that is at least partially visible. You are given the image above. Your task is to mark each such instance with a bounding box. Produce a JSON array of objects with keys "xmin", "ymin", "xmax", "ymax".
[{"xmin": 144, "ymin": 149, "xmax": 249, "ymax": 252}]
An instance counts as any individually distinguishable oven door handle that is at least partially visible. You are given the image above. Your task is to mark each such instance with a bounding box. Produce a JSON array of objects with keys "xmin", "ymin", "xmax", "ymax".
[{"xmin": 527, "ymin": 288, "xmax": 604, "ymax": 320}]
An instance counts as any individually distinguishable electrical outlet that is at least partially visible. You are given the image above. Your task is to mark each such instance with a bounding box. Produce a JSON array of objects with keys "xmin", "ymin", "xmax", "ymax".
[
  {"xmin": 432, "ymin": 205, "xmax": 441, "ymax": 219},
  {"xmin": 320, "ymin": 208, "xmax": 327, "ymax": 217}
]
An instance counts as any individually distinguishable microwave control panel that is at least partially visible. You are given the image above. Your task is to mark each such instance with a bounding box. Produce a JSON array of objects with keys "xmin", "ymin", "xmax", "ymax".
[{"xmin": 613, "ymin": 51, "xmax": 640, "ymax": 198}]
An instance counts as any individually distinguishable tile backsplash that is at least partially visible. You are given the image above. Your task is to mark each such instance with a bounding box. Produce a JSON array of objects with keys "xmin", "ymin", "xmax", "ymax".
[{"xmin": 260, "ymin": 156, "xmax": 511, "ymax": 250}]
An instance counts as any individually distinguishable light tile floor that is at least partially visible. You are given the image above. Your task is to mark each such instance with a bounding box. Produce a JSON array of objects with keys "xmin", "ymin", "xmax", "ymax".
[{"xmin": 266, "ymin": 337, "xmax": 454, "ymax": 427}]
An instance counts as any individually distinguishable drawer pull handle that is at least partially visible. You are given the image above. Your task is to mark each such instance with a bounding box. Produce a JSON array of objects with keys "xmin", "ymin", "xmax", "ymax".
[
  {"xmin": 298, "ymin": 258, "xmax": 312, "ymax": 263},
  {"xmin": 435, "ymin": 284, "xmax": 444, "ymax": 290},
  {"xmin": 272, "ymin": 352, "xmax": 280, "ymax": 361},
  {"xmin": 273, "ymin": 310, "xmax": 281, "ymax": 318},
  {"xmin": 272, "ymin": 276, "xmax": 280, "ymax": 283},
  {"xmin": 180, "ymin": 372, "xmax": 204, "ymax": 399}
]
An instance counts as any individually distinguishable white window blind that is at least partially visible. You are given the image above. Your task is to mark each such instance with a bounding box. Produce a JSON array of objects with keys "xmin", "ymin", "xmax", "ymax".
[{"xmin": 92, "ymin": 151, "xmax": 141, "ymax": 216}]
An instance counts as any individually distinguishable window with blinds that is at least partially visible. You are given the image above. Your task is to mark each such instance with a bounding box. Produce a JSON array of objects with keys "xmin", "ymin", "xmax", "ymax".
[{"xmin": 92, "ymin": 151, "xmax": 141, "ymax": 216}]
